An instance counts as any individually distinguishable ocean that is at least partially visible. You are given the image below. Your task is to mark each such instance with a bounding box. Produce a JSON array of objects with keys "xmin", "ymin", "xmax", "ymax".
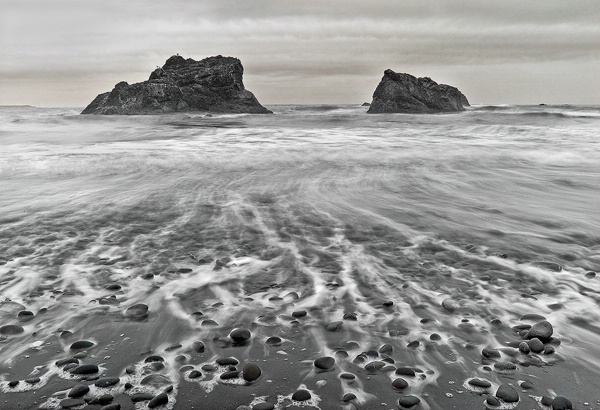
[{"xmin": 1, "ymin": 104, "xmax": 599, "ymax": 409}]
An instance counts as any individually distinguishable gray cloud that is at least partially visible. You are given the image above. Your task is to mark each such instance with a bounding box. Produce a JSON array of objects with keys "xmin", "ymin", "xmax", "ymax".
[{"xmin": 1, "ymin": 0, "xmax": 599, "ymax": 105}]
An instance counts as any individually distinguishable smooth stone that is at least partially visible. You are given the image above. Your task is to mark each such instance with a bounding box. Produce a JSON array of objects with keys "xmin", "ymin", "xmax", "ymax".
[
  {"xmin": 145, "ymin": 355, "xmax": 164, "ymax": 363},
  {"xmin": 70, "ymin": 340, "xmax": 95, "ymax": 350},
  {"xmin": 342, "ymin": 393, "xmax": 357, "ymax": 402},
  {"xmin": 17, "ymin": 310, "xmax": 34, "ymax": 321},
  {"xmin": 148, "ymin": 393, "xmax": 169, "ymax": 408},
  {"xmin": 68, "ymin": 384, "xmax": 90, "ymax": 398},
  {"xmin": 242, "ymin": 363, "xmax": 261, "ymax": 382},
  {"xmin": 520, "ymin": 381, "xmax": 534, "ymax": 389},
  {"xmin": 496, "ymin": 384, "xmax": 519, "ymax": 402},
  {"xmin": 216, "ymin": 357, "xmax": 239, "ymax": 366},
  {"xmin": 291, "ymin": 310, "xmax": 307, "ymax": 318},
  {"xmin": 125, "ymin": 304, "xmax": 148, "ymax": 319},
  {"xmin": 230, "ymin": 328, "xmax": 251, "ymax": 342},
  {"xmin": 392, "ymin": 378, "xmax": 409, "ymax": 389},
  {"xmin": 585, "ymin": 271, "xmax": 596, "ymax": 278},
  {"xmin": 441, "ymin": 298, "xmax": 458, "ymax": 312},
  {"xmin": 25, "ymin": 377, "xmax": 40, "ymax": 384},
  {"xmin": 131, "ymin": 392, "xmax": 155, "ymax": 402},
  {"xmin": 70, "ymin": 364, "xmax": 99, "ymax": 374},
  {"xmin": 544, "ymin": 346, "xmax": 556, "ymax": 355},
  {"xmin": 541, "ymin": 396, "xmax": 554, "ymax": 406},
  {"xmin": 265, "ymin": 336, "xmax": 282, "ymax": 346},
  {"xmin": 56, "ymin": 358, "xmax": 79, "ymax": 367},
  {"xmin": 192, "ymin": 340, "xmax": 205, "ymax": 352},
  {"xmin": 395, "ymin": 367, "xmax": 416, "ymax": 377},
  {"xmin": 527, "ymin": 321, "xmax": 553, "ymax": 341},
  {"xmin": 202, "ymin": 364, "xmax": 217, "ymax": 372},
  {"xmin": 365, "ymin": 361, "xmax": 386, "ymax": 372},
  {"xmin": 533, "ymin": 261, "xmax": 562, "ymax": 272},
  {"xmin": 314, "ymin": 356, "xmax": 335, "ymax": 370},
  {"xmin": 60, "ymin": 398, "xmax": 86, "ymax": 408},
  {"xmin": 340, "ymin": 373, "xmax": 355, "ymax": 380},
  {"xmin": 95, "ymin": 377, "xmax": 120, "ymax": 387},
  {"xmin": 252, "ymin": 403, "xmax": 275, "ymax": 410},
  {"xmin": 482, "ymin": 348, "xmax": 501, "ymax": 359},
  {"xmin": 430, "ymin": 333, "xmax": 442, "ymax": 341},
  {"xmin": 8, "ymin": 380, "xmax": 19, "ymax": 387},
  {"xmin": 379, "ymin": 343, "xmax": 393, "ymax": 354},
  {"xmin": 292, "ymin": 389, "xmax": 311, "ymax": 401},
  {"xmin": 188, "ymin": 370, "xmax": 202, "ymax": 379},
  {"xmin": 383, "ymin": 300, "xmax": 394, "ymax": 307},
  {"xmin": 527, "ymin": 338, "xmax": 544, "ymax": 353},
  {"xmin": 0, "ymin": 324, "xmax": 25, "ymax": 335},
  {"xmin": 343, "ymin": 312, "xmax": 357, "ymax": 321},
  {"xmin": 468, "ymin": 378, "xmax": 491, "ymax": 388},
  {"xmin": 220, "ymin": 370, "xmax": 240, "ymax": 379},
  {"xmin": 105, "ymin": 283, "xmax": 121, "ymax": 290},
  {"xmin": 486, "ymin": 396, "xmax": 500, "ymax": 406},
  {"xmin": 493, "ymin": 362, "xmax": 517, "ymax": 371},
  {"xmin": 407, "ymin": 340, "xmax": 420, "ymax": 348},
  {"xmin": 201, "ymin": 319, "xmax": 218, "ymax": 327},
  {"xmin": 518, "ymin": 342, "xmax": 531, "ymax": 354},
  {"xmin": 326, "ymin": 321, "xmax": 343, "ymax": 331},
  {"xmin": 552, "ymin": 396, "xmax": 573, "ymax": 410},
  {"xmin": 398, "ymin": 395, "xmax": 421, "ymax": 407}
]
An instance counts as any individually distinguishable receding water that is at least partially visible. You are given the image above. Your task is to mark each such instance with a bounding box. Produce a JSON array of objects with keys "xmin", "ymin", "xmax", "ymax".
[{"xmin": 1, "ymin": 104, "xmax": 599, "ymax": 409}]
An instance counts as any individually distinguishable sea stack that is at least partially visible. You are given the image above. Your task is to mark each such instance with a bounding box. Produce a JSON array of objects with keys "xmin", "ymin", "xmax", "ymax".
[
  {"xmin": 367, "ymin": 69, "xmax": 469, "ymax": 113},
  {"xmin": 81, "ymin": 55, "xmax": 272, "ymax": 115}
]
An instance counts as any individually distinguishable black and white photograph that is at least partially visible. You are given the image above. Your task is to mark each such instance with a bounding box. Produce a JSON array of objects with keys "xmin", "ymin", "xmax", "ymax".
[{"xmin": 1, "ymin": 1, "xmax": 599, "ymax": 409}]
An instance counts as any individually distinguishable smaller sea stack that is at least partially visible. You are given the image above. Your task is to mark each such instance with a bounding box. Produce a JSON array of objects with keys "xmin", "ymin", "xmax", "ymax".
[
  {"xmin": 367, "ymin": 69, "xmax": 469, "ymax": 113},
  {"xmin": 82, "ymin": 55, "xmax": 271, "ymax": 115}
]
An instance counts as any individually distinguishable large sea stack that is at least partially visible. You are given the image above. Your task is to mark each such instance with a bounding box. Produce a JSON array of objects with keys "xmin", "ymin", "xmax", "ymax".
[
  {"xmin": 81, "ymin": 55, "xmax": 271, "ymax": 115},
  {"xmin": 367, "ymin": 69, "xmax": 469, "ymax": 113}
]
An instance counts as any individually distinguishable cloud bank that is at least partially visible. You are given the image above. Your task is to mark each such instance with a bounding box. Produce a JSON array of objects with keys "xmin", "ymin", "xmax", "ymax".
[{"xmin": 1, "ymin": 0, "xmax": 599, "ymax": 105}]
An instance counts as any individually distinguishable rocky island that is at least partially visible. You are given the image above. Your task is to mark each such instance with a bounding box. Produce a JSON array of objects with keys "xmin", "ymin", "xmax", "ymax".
[
  {"xmin": 367, "ymin": 69, "xmax": 469, "ymax": 113},
  {"xmin": 81, "ymin": 55, "xmax": 271, "ymax": 115}
]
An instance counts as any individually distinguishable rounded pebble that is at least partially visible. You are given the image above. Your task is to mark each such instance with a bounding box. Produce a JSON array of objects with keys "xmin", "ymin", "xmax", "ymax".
[
  {"xmin": 242, "ymin": 363, "xmax": 261, "ymax": 382},
  {"xmin": 131, "ymin": 393, "xmax": 154, "ymax": 402},
  {"xmin": 340, "ymin": 373, "xmax": 355, "ymax": 380},
  {"xmin": 468, "ymin": 378, "xmax": 491, "ymax": 388},
  {"xmin": 486, "ymin": 396, "xmax": 500, "ymax": 406},
  {"xmin": 342, "ymin": 393, "xmax": 357, "ymax": 402},
  {"xmin": 527, "ymin": 320, "xmax": 553, "ymax": 341},
  {"xmin": 95, "ymin": 377, "xmax": 120, "ymax": 387},
  {"xmin": 292, "ymin": 389, "xmax": 311, "ymax": 401},
  {"xmin": 99, "ymin": 405, "xmax": 121, "ymax": 410},
  {"xmin": 68, "ymin": 384, "xmax": 90, "ymax": 398},
  {"xmin": 125, "ymin": 303, "xmax": 148, "ymax": 319},
  {"xmin": 292, "ymin": 310, "xmax": 307, "ymax": 318},
  {"xmin": 441, "ymin": 298, "xmax": 458, "ymax": 312},
  {"xmin": 148, "ymin": 393, "xmax": 168, "ymax": 408},
  {"xmin": 482, "ymin": 348, "xmax": 501, "ymax": 359},
  {"xmin": 188, "ymin": 370, "xmax": 202, "ymax": 379},
  {"xmin": 70, "ymin": 340, "xmax": 95, "ymax": 350},
  {"xmin": 314, "ymin": 356, "xmax": 335, "ymax": 370},
  {"xmin": 392, "ymin": 378, "xmax": 409, "ymax": 389},
  {"xmin": 398, "ymin": 395, "xmax": 421, "ymax": 407},
  {"xmin": 216, "ymin": 357, "xmax": 239, "ymax": 366},
  {"xmin": 527, "ymin": 338, "xmax": 544, "ymax": 353},
  {"xmin": 70, "ymin": 364, "xmax": 99, "ymax": 375},
  {"xmin": 0, "ymin": 324, "xmax": 25, "ymax": 335},
  {"xmin": 326, "ymin": 321, "xmax": 343, "ymax": 331},
  {"xmin": 230, "ymin": 328, "xmax": 251, "ymax": 343},
  {"xmin": 552, "ymin": 396, "xmax": 573, "ymax": 410},
  {"xmin": 220, "ymin": 370, "xmax": 240, "ymax": 379},
  {"xmin": 493, "ymin": 362, "xmax": 517, "ymax": 371},
  {"xmin": 496, "ymin": 384, "xmax": 519, "ymax": 402},
  {"xmin": 395, "ymin": 367, "xmax": 416, "ymax": 377}
]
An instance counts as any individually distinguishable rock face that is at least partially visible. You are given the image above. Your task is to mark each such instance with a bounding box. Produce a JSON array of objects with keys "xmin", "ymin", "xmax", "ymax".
[
  {"xmin": 82, "ymin": 55, "xmax": 271, "ymax": 115},
  {"xmin": 367, "ymin": 69, "xmax": 469, "ymax": 113}
]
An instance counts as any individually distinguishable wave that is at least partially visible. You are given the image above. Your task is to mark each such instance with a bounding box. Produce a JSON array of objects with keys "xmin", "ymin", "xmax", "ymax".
[{"xmin": 471, "ymin": 104, "xmax": 600, "ymax": 119}]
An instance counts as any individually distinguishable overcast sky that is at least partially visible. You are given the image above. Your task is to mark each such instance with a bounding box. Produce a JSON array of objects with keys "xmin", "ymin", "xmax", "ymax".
[{"xmin": 1, "ymin": 0, "xmax": 599, "ymax": 106}]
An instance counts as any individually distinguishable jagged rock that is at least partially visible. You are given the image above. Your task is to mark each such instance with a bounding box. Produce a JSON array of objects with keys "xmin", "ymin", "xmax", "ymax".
[
  {"xmin": 82, "ymin": 55, "xmax": 271, "ymax": 115},
  {"xmin": 367, "ymin": 69, "xmax": 469, "ymax": 113}
]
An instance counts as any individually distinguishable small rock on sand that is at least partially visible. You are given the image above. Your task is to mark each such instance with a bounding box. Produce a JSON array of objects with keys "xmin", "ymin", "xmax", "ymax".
[
  {"xmin": 527, "ymin": 321, "xmax": 553, "ymax": 341},
  {"xmin": 148, "ymin": 393, "xmax": 169, "ymax": 408},
  {"xmin": 314, "ymin": 356, "xmax": 335, "ymax": 370},
  {"xmin": 125, "ymin": 304, "xmax": 148, "ymax": 319},
  {"xmin": 292, "ymin": 389, "xmax": 311, "ymax": 401},
  {"xmin": 398, "ymin": 395, "xmax": 421, "ymax": 407},
  {"xmin": 552, "ymin": 396, "xmax": 573, "ymax": 410},
  {"xmin": 242, "ymin": 363, "xmax": 261, "ymax": 381},
  {"xmin": 496, "ymin": 384, "xmax": 519, "ymax": 402}
]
